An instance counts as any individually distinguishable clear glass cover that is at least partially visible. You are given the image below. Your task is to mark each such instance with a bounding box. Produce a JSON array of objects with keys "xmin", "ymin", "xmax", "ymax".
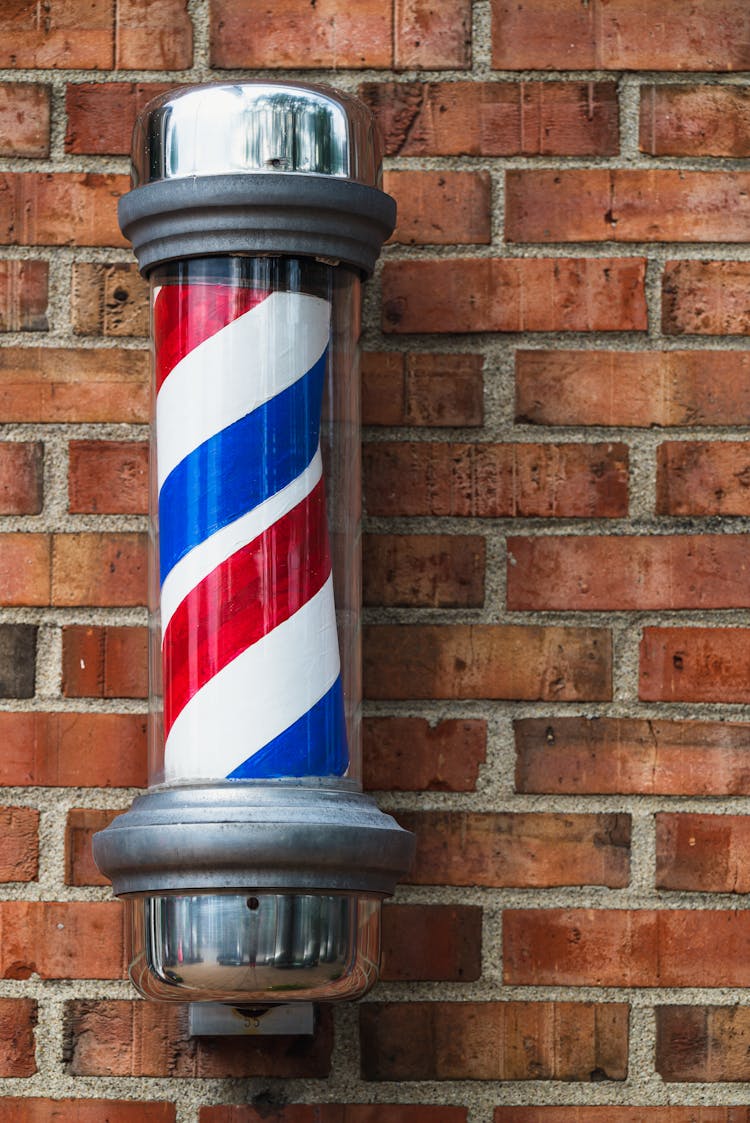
[{"xmin": 147, "ymin": 256, "xmax": 362, "ymax": 789}]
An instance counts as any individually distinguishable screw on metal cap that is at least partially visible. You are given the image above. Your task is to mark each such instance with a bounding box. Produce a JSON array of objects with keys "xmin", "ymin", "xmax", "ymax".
[{"xmin": 118, "ymin": 81, "xmax": 396, "ymax": 276}]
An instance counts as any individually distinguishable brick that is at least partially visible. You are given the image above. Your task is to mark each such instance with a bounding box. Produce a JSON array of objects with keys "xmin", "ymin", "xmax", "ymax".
[
  {"xmin": 506, "ymin": 170, "xmax": 750, "ymax": 243},
  {"xmin": 386, "ymin": 170, "xmax": 491, "ymax": 245},
  {"xmin": 201, "ymin": 1110, "xmax": 466, "ymax": 1123},
  {"xmin": 361, "ymin": 80, "xmax": 619, "ymax": 157},
  {"xmin": 657, "ymin": 1006, "xmax": 750, "ymax": 1082},
  {"xmin": 65, "ymin": 999, "xmax": 333, "ymax": 1077},
  {"xmin": 66, "ymin": 82, "xmax": 175, "ymax": 154},
  {"xmin": 364, "ymin": 624, "xmax": 611, "ymax": 701},
  {"xmin": 0, "ymin": 84, "xmax": 50, "ymax": 156},
  {"xmin": 0, "ymin": 261, "xmax": 48, "ymax": 331},
  {"xmin": 491, "ymin": 0, "xmax": 750, "ymax": 71},
  {"xmin": 515, "ymin": 349, "xmax": 750, "ymax": 428},
  {"xmin": 0, "ymin": 1, "xmax": 111, "ymax": 68},
  {"xmin": 68, "ymin": 440, "xmax": 148, "ymax": 514},
  {"xmin": 0, "ymin": 442, "xmax": 43, "ymax": 513},
  {"xmin": 641, "ymin": 84, "xmax": 750, "ymax": 158},
  {"xmin": 62, "ymin": 626, "xmax": 147, "ymax": 698},
  {"xmin": 0, "ymin": 624, "xmax": 36, "ymax": 698},
  {"xmin": 394, "ymin": 0, "xmax": 470, "ymax": 69},
  {"xmin": 0, "ymin": 901, "xmax": 125, "ymax": 980},
  {"xmin": 0, "ymin": 807, "xmax": 38, "ymax": 882},
  {"xmin": 0, "ymin": 712, "xmax": 146, "ymax": 787},
  {"xmin": 515, "ymin": 718, "xmax": 750, "ymax": 797},
  {"xmin": 663, "ymin": 261, "xmax": 750, "ymax": 335},
  {"xmin": 640, "ymin": 628, "xmax": 750, "ymax": 704},
  {"xmin": 508, "ymin": 535, "xmax": 750, "ymax": 611},
  {"xmin": 363, "ymin": 533, "xmax": 485, "ymax": 607},
  {"xmin": 0, "ymin": 347, "xmax": 149, "ymax": 423},
  {"xmin": 0, "ymin": 1104, "xmax": 175, "ymax": 1123},
  {"xmin": 364, "ymin": 442, "xmax": 628, "ymax": 518},
  {"xmin": 363, "ymin": 717, "xmax": 486, "ymax": 792},
  {"xmin": 382, "ymin": 258, "xmax": 647, "ymax": 334},
  {"xmin": 381, "ymin": 904, "xmax": 481, "ymax": 981},
  {"xmin": 114, "ymin": 0, "xmax": 192, "ymax": 69},
  {"xmin": 210, "ymin": 0, "xmax": 392, "ymax": 68},
  {"xmin": 359, "ymin": 1001, "xmax": 628, "ymax": 1081},
  {"xmin": 52, "ymin": 532, "xmax": 147, "ymax": 607},
  {"xmin": 72, "ymin": 263, "xmax": 149, "ymax": 337},
  {"xmin": 0, "ymin": 174, "xmax": 128, "ymax": 247},
  {"xmin": 504, "ymin": 909, "xmax": 750, "ymax": 987},
  {"xmin": 656, "ymin": 813, "xmax": 750, "ymax": 894},
  {"xmin": 398, "ymin": 811, "xmax": 630, "ymax": 888},
  {"xmin": 0, "ymin": 534, "xmax": 50, "ymax": 605},
  {"xmin": 361, "ymin": 352, "xmax": 483, "ymax": 427},
  {"xmin": 657, "ymin": 441, "xmax": 750, "ymax": 516},
  {"xmin": 496, "ymin": 1112, "xmax": 750, "ymax": 1123},
  {"xmin": 0, "ymin": 998, "xmax": 36, "ymax": 1077},
  {"xmin": 66, "ymin": 808, "xmax": 120, "ymax": 886}
]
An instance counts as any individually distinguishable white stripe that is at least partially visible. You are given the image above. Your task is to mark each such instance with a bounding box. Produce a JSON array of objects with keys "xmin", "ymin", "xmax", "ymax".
[
  {"xmin": 163, "ymin": 576, "xmax": 341, "ymax": 783},
  {"xmin": 159, "ymin": 448, "xmax": 323, "ymax": 635},
  {"xmin": 156, "ymin": 291, "xmax": 330, "ymax": 489}
]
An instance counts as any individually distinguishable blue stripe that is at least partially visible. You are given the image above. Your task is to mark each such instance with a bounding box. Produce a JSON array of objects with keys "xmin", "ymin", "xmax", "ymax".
[
  {"xmin": 226, "ymin": 676, "xmax": 349, "ymax": 780},
  {"xmin": 158, "ymin": 349, "xmax": 327, "ymax": 585}
]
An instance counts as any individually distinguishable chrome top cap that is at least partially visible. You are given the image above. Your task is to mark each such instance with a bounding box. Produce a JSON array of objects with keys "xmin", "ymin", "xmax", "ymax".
[{"xmin": 131, "ymin": 82, "xmax": 383, "ymax": 190}]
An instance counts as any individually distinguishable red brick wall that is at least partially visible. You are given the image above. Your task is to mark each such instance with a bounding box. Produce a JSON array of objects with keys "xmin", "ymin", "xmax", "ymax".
[{"xmin": 0, "ymin": 0, "xmax": 749, "ymax": 1117}]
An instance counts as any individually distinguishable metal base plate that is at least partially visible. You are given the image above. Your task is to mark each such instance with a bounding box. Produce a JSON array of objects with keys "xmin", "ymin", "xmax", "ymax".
[{"xmin": 189, "ymin": 1002, "xmax": 314, "ymax": 1036}]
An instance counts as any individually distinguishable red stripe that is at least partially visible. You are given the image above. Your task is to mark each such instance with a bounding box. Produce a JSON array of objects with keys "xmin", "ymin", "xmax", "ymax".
[
  {"xmin": 153, "ymin": 283, "xmax": 269, "ymax": 392},
  {"xmin": 162, "ymin": 476, "xmax": 331, "ymax": 737}
]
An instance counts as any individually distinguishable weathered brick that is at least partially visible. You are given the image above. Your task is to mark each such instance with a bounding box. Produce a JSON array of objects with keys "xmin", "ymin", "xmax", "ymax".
[
  {"xmin": 641, "ymin": 628, "xmax": 750, "ymax": 704},
  {"xmin": 364, "ymin": 442, "xmax": 628, "ymax": 517},
  {"xmin": 361, "ymin": 80, "xmax": 619, "ymax": 156},
  {"xmin": 201, "ymin": 1110, "xmax": 466, "ymax": 1123},
  {"xmin": 65, "ymin": 1000, "xmax": 333, "ymax": 1077},
  {"xmin": 0, "ymin": 624, "xmax": 36, "ymax": 698},
  {"xmin": 0, "ymin": 901, "xmax": 125, "ymax": 980},
  {"xmin": 364, "ymin": 624, "xmax": 612, "ymax": 701},
  {"xmin": 361, "ymin": 352, "xmax": 483, "ymax": 427},
  {"xmin": 0, "ymin": 1104, "xmax": 175, "ymax": 1123},
  {"xmin": 491, "ymin": 0, "xmax": 750, "ymax": 71},
  {"xmin": 496, "ymin": 1112, "xmax": 750, "ymax": 1123},
  {"xmin": 66, "ymin": 808, "xmax": 120, "ymax": 886},
  {"xmin": 0, "ymin": 442, "xmax": 43, "ymax": 514},
  {"xmin": 381, "ymin": 904, "xmax": 481, "ymax": 981},
  {"xmin": 504, "ymin": 909, "xmax": 750, "ymax": 987},
  {"xmin": 640, "ymin": 84, "xmax": 750, "ymax": 157},
  {"xmin": 386, "ymin": 170, "xmax": 491, "ymax": 245},
  {"xmin": 657, "ymin": 1007, "xmax": 750, "ymax": 1082},
  {"xmin": 114, "ymin": 0, "xmax": 192, "ymax": 69},
  {"xmin": 656, "ymin": 813, "xmax": 750, "ymax": 894},
  {"xmin": 508, "ymin": 535, "xmax": 750, "ymax": 611},
  {"xmin": 515, "ymin": 349, "xmax": 750, "ymax": 427},
  {"xmin": 398, "ymin": 811, "xmax": 630, "ymax": 888},
  {"xmin": 363, "ymin": 717, "xmax": 486, "ymax": 792},
  {"xmin": 394, "ymin": 0, "xmax": 471, "ymax": 69},
  {"xmin": 0, "ymin": 174, "xmax": 128, "ymax": 247},
  {"xmin": 515, "ymin": 718, "xmax": 750, "ymax": 797},
  {"xmin": 657, "ymin": 441, "xmax": 750, "ymax": 516},
  {"xmin": 663, "ymin": 261, "xmax": 750, "ymax": 335},
  {"xmin": 62, "ymin": 625, "xmax": 147, "ymax": 698},
  {"xmin": 0, "ymin": 84, "xmax": 50, "ymax": 156},
  {"xmin": 210, "ymin": 0, "xmax": 392, "ymax": 68},
  {"xmin": 0, "ymin": 712, "xmax": 146, "ymax": 787},
  {"xmin": 72, "ymin": 263, "xmax": 149, "ymax": 337},
  {"xmin": 382, "ymin": 258, "xmax": 647, "ymax": 334},
  {"xmin": 52, "ymin": 532, "xmax": 147, "ymax": 607},
  {"xmin": 0, "ymin": 347, "xmax": 149, "ymax": 423},
  {"xmin": 506, "ymin": 170, "xmax": 750, "ymax": 243},
  {"xmin": 0, "ymin": 2, "xmax": 111, "ymax": 69},
  {"xmin": 0, "ymin": 998, "xmax": 36, "ymax": 1077},
  {"xmin": 68, "ymin": 440, "xmax": 148, "ymax": 514},
  {"xmin": 0, "ymin": 261, "xmax": 48, "ymax": 331},
  {"xmin": 0, "ymin": 808, "xmax": 38, "ymax": 883},
  {"xmin": 0, "ymin": 534, "xmax": 50, "ymax": 605},
  {"xmin": 65, "ymin": 82, "xmax": 174, "ymax": 154},
  {"xmin": 363, "ymin": 533, "xmax": 485, "ymax": 607},
  {"xmin": 359, "ymin": 1001, "xmax": 628, "ymax": 1081}
]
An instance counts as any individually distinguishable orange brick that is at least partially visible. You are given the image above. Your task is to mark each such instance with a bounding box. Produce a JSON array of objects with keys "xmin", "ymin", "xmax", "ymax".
[
  {"xmin": 506, "ymin": 170, "xmax": 750, "ymax": 243},
  {"xmin": 394, "ymin": 0, "xmax": 470, "ymax": 68},
  {"xmin": 364, "ymin": 442, "xmax": 628, "ymax": 517},
  {"xmin": 114, "ymin": 0, "xmax": 192, "ymax": 69},
  {"xmin": 0, "ymin": 999, "xmax": 36, "ymax": 1077},
  {"xmin": 0, "ymin": 1, "xmax": 111, "ymax": 68},
  {"xmin": 72, "ymin": 263, "xmax": 149, "ymax": 337},
  {"xmin": 66, "ymin": 82, "xmax": 175, "ymax": 154},
  {"xmin": 507, "ymin": 535, "xmax": 750, "ymax": 611},
  {"xmin": 381, "ymin": 904, "xmax": 481, "ymax": 981},
  {"xmin": 364, "ymin": 624, "xmax": 612, "ymax": 701},
  {"xmin": 657, "ymin": 1007, "xmax": 750, "ymax": 1082},
  {"xmin": 0, "ymin": 534, "xmax": 50, "ymax": 605},
  {"xmin": 0, "ymin": 712, "xmax": 146, "ymax": 787},
  {"xmin": 363, "ymin": 717, "xmax": 486, "ymax": 792},
  {"xmin": 62, "ymin": 625, "xmax": 147, "ymax": 698},
  {"xmin": 641, "ymin": 84, "xmax": 750, "ymax": 158},
  {"xmin": 361, "ymin": 352, "xmax": 483, "ymax": 427},
  {"xmin": 382, "ymin": 258, "xmax": 647, "ymax": 334},
  {"xmin": 201, "ymin": 1111, "xmax": 466, "ymax": 1123},
  {"xmin": 0, "ymin": 173, "xmax": 128, "ymax": 247},
  {"xmin": 360, "ymin": 1001, "xmax": 628, "ymax": 1080},
  {"xmin": 640, "ymin": 627, "xmax": 750, "ymax": 704},
  {"xmin": 0, "ymin": 442, "xmax": 43, "ymax": 514},
  {"xmin": 0, "ymin": 84, "xmax": 50, "ymax": 156},
  {"xmin": 0, "ymin": 261, "xmax": 48, "ymax": 331},
  {"xmin": 385, "ymin": 170, "xmax": 491, "ymax": 245},
  {"xmin": 0, "ymin": 807, "xmax": 38, "ymax": 882},
  {"xmin": 68, "ymin": 440, "xmax": 148, "ymax": 514},
  {"xmin": 361, "ymin": 80, "xmax": 619, "ymax": 156},
  {"xmin": 656, "ymin": 813, "xmax": 750, "ymax": 893},
  {"xmin": 663, "ymin": 261, "xmax": 750, "ymax": 335},
  {"xmin": 657, "ymin": 441, "xmax": 750, "ymax": 516},
  {"xmin": 398, "ymin": 811, "xmax": 630, "ymax": 888},
  {"xmin": 363, "ymin": 533, "xmax": 485, "ymax": 607},
  {"xmin": 497, "ymin": 1112, "xmax": 750, "ymax": 1123},
  {"xmin": 0, "ymin": 1104, "xmax": 175, "ymax": 1123},
  {"xmin": 0, "ymin": 347, "xmax": 149, "ymax": 423},
  {"xmin": 0, "ymin": 901, "xmax": 125, "ymax": 980},
  {"xmin": 65, "ymin": 808, "xmax": 120, "ymax": 886},
  {"xmin": 51, "ymin": 532, "xmax": 147, "ymax": 607}
]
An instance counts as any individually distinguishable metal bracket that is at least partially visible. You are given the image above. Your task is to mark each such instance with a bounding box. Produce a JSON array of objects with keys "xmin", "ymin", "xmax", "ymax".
[{"xmin": 189, "ymin": 1002, "xmax": 315, "ymax": 1036}]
